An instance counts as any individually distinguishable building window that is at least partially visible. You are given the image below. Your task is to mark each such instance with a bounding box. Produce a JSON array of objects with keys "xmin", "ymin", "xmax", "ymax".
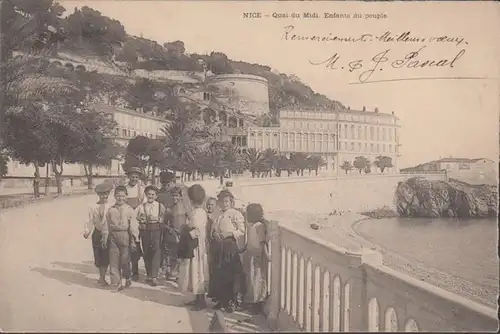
[
  {"xmin": 382, "ymin": 144, "xmax": 386, "ymax": 152},
  {"xmin": 344, "ymin": 124, "xmax": 348, "ymax": 138},
  {"xmin": 370, "ymin": 143, "xmax": 374, "ymax": 152},
  {"xmin": 203, "ymin": 92, "xmax": 211, "ymax": 101},
  {"xmin": 377, "ymin": 143, "xmax": 380, "ymax": 152},
  {"xmin": 357, "ymin": 142, "xmax": 361, "ymax": 151},
  {"xmin": 122, "ymin": 129, "xmax": 127, "ymax": 137},
  {"xmin": 382, "ymin": 128, "xmax": 386, "ymax": 141},
  {"xmin": 358, "ymin": 126, "xmax": 362, "ymax": 139},
  {"xmin": 365, "ymin": 143, "xmax": 368, "ymax": 152},
  {"xmin": 370, "ymin": 127, "xmax": 374, "ymax": 140},
  {"xmin": 350, "ymin": 142, "xmax": 354, "ymax": 151},
  {"xmin": 389, "ymin": 128, "xmax": 392, "ymax": 141},
  {"xmin": 376, "ymin": 127, "xmax": 380, "ymax": 141},
  {"xmin": 338, "ymin": 124, "xmax": 342, "ymax": 138},
  {"xmin": 350, "ymin": 125, "xmax": 355, "ymax": 139},
  {"xmin": 133, "ymin": 130, "xmax": 136, "ymax": 137}
]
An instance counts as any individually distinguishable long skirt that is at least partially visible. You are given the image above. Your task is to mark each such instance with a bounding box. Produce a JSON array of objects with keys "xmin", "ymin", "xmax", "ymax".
[
  {"xmin": 178, "ymin": 247, "xmax": 208, "ymax": 295},
  {"xmin": 92, "ymin": 229, "xmax": 109, "ymax": 268},
  {"xmin": 242, "ymin": 251, "xmax": 268, "ymax": 303},
  {"xmin": 210, "ymin": 237, "xmax": 244, "ymax": 306}
]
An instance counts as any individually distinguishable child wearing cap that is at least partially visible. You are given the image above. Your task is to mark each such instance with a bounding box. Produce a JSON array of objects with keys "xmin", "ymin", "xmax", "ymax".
[
  {"xmin": 101, "ymin": 185, "xmax": 140, "ymax": 291},
  {"xmin": 83, "ymin": 182, "xmax": 113, "ymax": 286},
  {"xmin": 136, "ymin": 185, "xmax": 166, "ymax": 286}
]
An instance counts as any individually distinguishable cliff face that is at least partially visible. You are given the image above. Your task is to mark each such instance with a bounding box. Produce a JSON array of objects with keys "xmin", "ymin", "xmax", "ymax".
[{"xmin": 394, "ymin": 177, "xmax": 498, "ymax": 218}]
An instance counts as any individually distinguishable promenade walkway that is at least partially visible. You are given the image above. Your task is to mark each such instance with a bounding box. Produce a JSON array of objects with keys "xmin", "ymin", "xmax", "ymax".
[{"xmin": 0, "ymin": 191, "xmax": 270, "ymax": 332}]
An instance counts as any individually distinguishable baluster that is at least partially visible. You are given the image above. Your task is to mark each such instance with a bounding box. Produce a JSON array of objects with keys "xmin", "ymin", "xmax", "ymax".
[
  {"xmin": 291, "ymin": 253, "xmax": 298, "ymax": 321},
  {"xmin": 321, "ymin": 271, "xmax": 330, "ymax": 332},
  {"xmin": 286, "ymin": 249, "xmax": 292, "ymax": 315},
  {"xmin": 332, "ymin": 276, "xmax": 341, "ymax": 331},
  {"xmin": 281, "ymin": 247, "xmax": 286, "ymax": 310},
  {"xmin": 342, "ymin": 283, "xmax": 350, "ymax": 332},
  {"xmin": 304, "ymin": 260, "xmax": 313, "ymax": 331},
  {"xmin": 266, "ymin": 220, "xmax": 281, "ymax": 330},
  {"xmin": 298, "ymin": 256, "xmax": 305, "ymax": 329},
  {"xmin": 312, "ymin": 266, "xmax": 321, "ymax": 331}
]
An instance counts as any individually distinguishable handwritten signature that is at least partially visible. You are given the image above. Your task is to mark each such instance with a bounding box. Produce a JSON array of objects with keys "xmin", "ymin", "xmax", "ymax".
[{"xmin": 309, "ymin": 46, "xmax": 466, "ymax": 84}]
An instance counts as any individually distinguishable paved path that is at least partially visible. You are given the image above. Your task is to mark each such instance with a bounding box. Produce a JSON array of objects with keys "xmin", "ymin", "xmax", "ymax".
[
  {"xmin": 0, "ymin": 194, "xmax": 209, "ymax": 332},
  {"xmin": 0, "ymin": 191, "xmax": 270, "ymax": 332}
]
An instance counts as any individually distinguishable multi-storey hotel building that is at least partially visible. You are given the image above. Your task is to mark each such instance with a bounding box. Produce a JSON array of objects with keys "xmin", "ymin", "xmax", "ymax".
[{"xmin": 246, "ymin": 107, "xmax": 401, "ymax": 174}]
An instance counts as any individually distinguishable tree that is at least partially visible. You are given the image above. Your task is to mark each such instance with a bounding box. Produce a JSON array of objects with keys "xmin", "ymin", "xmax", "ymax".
[
  {"xmin": 307, "ymin": 154, "xmax": 326, "ymax": 176},
  {"xmin": 290, "ymin": 152, "xmax": 309, "ymax": 176},
  {"xmin": 373, "ymin": 156, "xmax": 394, "ymax": 173},
  {"xmin": 353, "ymin": 156, "xmax": 370, "ymax": 174},
  {"xmin": 261, "ymin": 148, "xmax": 279, "ymax": 177},
  {"xmin": 67, "ymin": 109, "xmax": 121, "ymax": 189},
  {"xmin": 222, "ymin": 143, "xmax": 245, "ymax": 178},
  {"xmin": 161, "ymin": 102, "xmax": 219, "ymax": 176},
  {"xmin": 3, "ymin": 105, "xmax": 57, "ymax": 195},
  {"xmin": 274, "ymin": 155, "xmax": 290, "ymax": 177},
  {"xmin": 126, "ymin": 135, "xmax": 165, "ymax": 183},
  {"xmin": 65, "ymin": 6, "xmax": 127, "ymax": 57},
  {"xmin": 0, "ymin": 152, "xmax": 9, "ymax": 181},
  {"xmin": 244, "ymin": 148, "xmax": 266, "ymax": 178},
  {"xmin": 340, "ymin": 160, "xmax": 353, "ymax": 174}
]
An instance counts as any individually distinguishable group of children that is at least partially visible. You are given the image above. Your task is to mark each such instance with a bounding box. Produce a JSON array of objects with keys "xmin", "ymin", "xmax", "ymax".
[{"xmin": 83, "ymin": 170, "xmax": 270, "ymax": 314}]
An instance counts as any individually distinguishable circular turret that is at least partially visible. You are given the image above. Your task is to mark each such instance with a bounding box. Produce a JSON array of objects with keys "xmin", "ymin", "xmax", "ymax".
[{"xmin": 206, "ymin": 73, "xmax": 270, "ymax": 117}]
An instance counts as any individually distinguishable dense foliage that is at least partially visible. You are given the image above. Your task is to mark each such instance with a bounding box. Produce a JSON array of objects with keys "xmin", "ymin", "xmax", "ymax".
[{"xmin": 2, "ymin": 1, "xmax": 385, "ymax": 197}]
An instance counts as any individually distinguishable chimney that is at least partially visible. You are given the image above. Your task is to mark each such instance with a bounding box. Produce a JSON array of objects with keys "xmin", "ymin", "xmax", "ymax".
[
  {"xmin": 375, "ymin": 107, "xmax": 379, "ymax": 113},
  {"xmin": 392, "ymin": 111, "xmax": 395, "ymax": 115},
  {"xmin": 362, "ymin": 106, "xmax": 366, "ymax": 111}
]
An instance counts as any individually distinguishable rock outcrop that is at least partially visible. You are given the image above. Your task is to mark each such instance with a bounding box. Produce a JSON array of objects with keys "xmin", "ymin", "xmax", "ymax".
[{"xmin": 394, "ymin": 177, "xmax": 498, "ymax": 218}]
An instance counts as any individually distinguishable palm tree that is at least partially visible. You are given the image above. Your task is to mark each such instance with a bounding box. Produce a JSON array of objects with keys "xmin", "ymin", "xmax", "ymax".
[
  {"xmin": 290, "ymin": 152, "xmax": 309, "ymax": 176},
  {"xmin": 245, "ymin": 148, "xmax": 266, "ymax": 178},
  {"xmin": 160, "ymin": 105, "xmax": 219, "ymax": 177},
  {"xmin": 261, "ymin": 148, "xmax": 279, "ymax": 177},
  {"xmin": 275, "ymin": 154, "xmax": 290, "ymax": 177},
  {"xmin": 222, "ymin": 143, "xmax": 245, "ymax": 178}
]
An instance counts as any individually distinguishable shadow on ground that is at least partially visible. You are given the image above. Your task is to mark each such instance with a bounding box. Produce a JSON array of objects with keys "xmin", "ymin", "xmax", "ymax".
[{"xmin": 31, "ymin": 261, "xmax": 208, "ymax": 332}]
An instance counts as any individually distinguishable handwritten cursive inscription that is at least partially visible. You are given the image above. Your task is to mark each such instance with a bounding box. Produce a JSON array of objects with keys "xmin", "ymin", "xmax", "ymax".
[
  {"xmin": 309, "ymin": 46, "xmax": 466, "ymax": 84},
  {"xmin": 282, "ymin": 25, "xmax": 468, "ymax": 47}
]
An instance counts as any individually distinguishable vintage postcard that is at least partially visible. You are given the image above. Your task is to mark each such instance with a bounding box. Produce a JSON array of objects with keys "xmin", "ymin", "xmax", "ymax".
[{"xmin": 0, "ymin": 0, "xmax": 498, "ymax": 332}]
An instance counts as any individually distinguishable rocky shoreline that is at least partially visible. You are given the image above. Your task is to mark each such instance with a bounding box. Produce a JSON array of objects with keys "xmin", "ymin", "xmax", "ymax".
[{"xmin": 267, "ymin": 209, "xmax": 498, "ymax": 309}]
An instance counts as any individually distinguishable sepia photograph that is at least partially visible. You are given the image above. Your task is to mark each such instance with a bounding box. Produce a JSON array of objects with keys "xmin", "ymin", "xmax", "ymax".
[{"xmin": 0, "ymin": 0, "xmax": 498, "ymax": 332}]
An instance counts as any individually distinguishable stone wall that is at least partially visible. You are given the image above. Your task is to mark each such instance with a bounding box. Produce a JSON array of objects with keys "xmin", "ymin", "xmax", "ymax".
[{"xmin": 232, "ymin": 173, "xmax": 447, "ymax": 213}]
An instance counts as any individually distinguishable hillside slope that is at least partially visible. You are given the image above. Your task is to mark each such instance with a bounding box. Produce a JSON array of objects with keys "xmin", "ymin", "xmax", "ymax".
[{"xmin": 54, "ymin": 6, "xmax": 345, "ymax": 114}]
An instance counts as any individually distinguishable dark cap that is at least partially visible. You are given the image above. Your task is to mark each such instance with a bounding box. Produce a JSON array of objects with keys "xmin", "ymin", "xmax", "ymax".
[
  {"xmin": 169, "ymin": 186, "xmax": 183, "ymax": 195},
  {"xmin": 144, "ymin": 185, "xmax": 159, "ymax": 193},
  {"xmin": 160, "ymin": 171, "xmax": 175, "ymax": 182},
  {"xmin": 95, "ymin": 182, "xmax": 113, "ymax": 194}
]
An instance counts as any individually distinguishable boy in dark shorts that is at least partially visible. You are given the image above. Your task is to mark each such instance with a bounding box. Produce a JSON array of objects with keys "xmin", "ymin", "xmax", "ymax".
[{"xmin": 83, "ymin": 182, "xmax": 113, "ymax": 286}]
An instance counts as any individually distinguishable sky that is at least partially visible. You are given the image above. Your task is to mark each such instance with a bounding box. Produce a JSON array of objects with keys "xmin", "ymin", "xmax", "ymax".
[{"xmin": 61, "ymin": 0, "xmax": 499, "ymax": 168}]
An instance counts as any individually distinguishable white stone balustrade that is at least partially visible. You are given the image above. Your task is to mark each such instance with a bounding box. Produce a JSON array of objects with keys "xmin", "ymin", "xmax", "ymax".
[{"xmin": 262, "ymin": 221, "xmax": 498, "ymax": 332}]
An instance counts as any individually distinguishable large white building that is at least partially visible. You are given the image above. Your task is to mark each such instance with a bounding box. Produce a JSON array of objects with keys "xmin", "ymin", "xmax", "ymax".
[{"xmin": 246, "ymin": 108, "xmax": 401, "ymax": 174}]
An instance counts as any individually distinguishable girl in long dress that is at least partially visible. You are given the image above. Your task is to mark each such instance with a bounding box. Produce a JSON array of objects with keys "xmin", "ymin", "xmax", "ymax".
[
  {"xmin": 242, "ymin": 203, "xmax": 270, "ymax": 314},
  {"xmin": 177, "ymin": 184, "xmax": 209, "ymax": 311},
  {"xmin": 205, "ymin": 197, "xmax": 217, "ymax": 301},
  {"xmin": 210, "ymin": 189, "xmax": 246, "ymax": 313}
]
